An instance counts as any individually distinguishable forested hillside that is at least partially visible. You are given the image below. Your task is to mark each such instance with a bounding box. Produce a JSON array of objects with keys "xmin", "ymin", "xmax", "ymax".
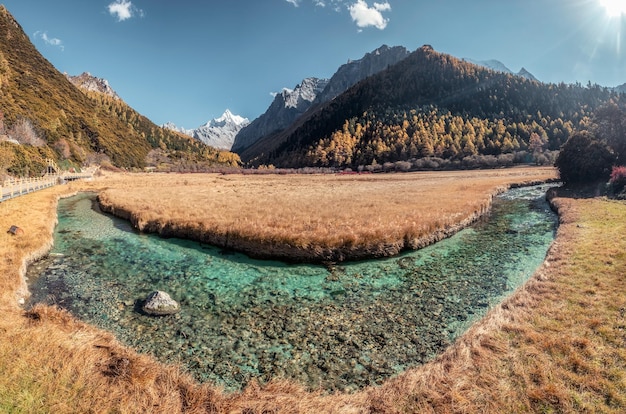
[
  {"xmin": 0, "ymin": 6, "xmax": 238, "ymax": 177},
  {"xmin": 243, "ymin": 45, "xmax": 619, "ymax": 169}
]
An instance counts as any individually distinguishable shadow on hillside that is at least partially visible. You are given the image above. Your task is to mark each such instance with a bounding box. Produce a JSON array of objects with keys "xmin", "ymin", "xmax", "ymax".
[{"xmin": 548, "ymin": 182, "xmax": 610, "ymax": 200}]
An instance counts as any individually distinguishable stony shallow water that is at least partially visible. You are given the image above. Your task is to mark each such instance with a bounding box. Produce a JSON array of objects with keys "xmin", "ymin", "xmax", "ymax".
[{"xmin": 26, "ymin": 184, "xmax": 558, "ymax": 392}]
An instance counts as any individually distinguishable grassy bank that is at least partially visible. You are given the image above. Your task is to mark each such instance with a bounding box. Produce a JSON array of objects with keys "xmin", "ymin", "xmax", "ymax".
[
  {"xmin": 1, "ymin": 169, "xmax": 625, "ymax": 412},
  {"xmin": 97, "ymin": 167, "xmax": 556, "ymax": 262}
]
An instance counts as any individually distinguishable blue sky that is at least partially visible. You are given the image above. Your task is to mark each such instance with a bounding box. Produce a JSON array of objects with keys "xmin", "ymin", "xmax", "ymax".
[{"xmin": 2, "ymin": 0, "xmax": 625, "ymax": 128}]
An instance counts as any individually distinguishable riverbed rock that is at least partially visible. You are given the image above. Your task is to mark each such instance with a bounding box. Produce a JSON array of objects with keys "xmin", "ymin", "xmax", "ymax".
[
  {"xmin": 8, "ymin": 225, "xmax": 24, "ymax": 236},
  {"xmin": 142, "ymin": 291, "xmax": 180, "ymax": 316}
]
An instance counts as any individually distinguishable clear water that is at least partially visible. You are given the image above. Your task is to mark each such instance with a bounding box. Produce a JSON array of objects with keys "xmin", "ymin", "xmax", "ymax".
[{"xmin": 26, "ymin": 184, "xmax": 558, "ymax": 392}]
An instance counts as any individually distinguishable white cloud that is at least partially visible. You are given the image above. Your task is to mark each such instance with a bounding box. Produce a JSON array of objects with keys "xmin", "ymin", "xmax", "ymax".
[
  {"xmin": 284, "ymin": 0, "xmax": 391, "ymax": 28},
  {"xmin": 348, "ymin": 0, "xmax": 391, "ymax": 30},
  {"xmin": 374, "ymin": 2, "xmax": 391, "ymax": 12},
  {"xmin": 318, "ymin": 0, "xmax": 344, "ymax": 12},
  {"xmin": 108, "ymin": 0, "xmax": 143, "ymax": 22},
  {"xmin": 270, "ymin": 87, "xmax": 294, "ymax": 98},
  {"xmin": 34, "ymin": 31, "xmax": 64, "ymax": 51}
]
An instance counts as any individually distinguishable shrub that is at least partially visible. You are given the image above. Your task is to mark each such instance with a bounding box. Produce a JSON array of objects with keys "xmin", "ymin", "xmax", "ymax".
[
  {"xmin": 609, "ymin": 166, "xmax": 626, "ymax": 193},
  {"xmin": 394, "ymin": 161, "xmax": 412, "ymax": 172},
  {"xmin": 497, "ymin": 153, "xmax": 515, "ymax": 166},
  {"xmin": 555, "ymin": 131, "xmax": 615, "ymax": 184}
]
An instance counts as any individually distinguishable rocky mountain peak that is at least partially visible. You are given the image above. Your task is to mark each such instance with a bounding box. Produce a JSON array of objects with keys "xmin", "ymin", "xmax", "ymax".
[
  {"xmin": 66, "ymin": 72, "xmax": 121, "ymax": 100},
  {"xmin": 230, "ymin": 78, "xmax": 329, "ymax": 153},
  {"xmin": 312, "ymin": 45, "xmax": 410, "ymax": 105},
  {"xmin": 282, "ymin": 77, "xmax": 330, "ymax": 109},
  {"xmin": 464, "ymin": 59, "xmax": 538, "ymax": 81},
  {"xmin": 517, "ymin": 67, "xmax": 538, "ymax": 81}
]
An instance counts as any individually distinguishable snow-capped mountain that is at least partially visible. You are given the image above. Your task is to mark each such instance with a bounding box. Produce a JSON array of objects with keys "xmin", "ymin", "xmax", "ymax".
[
  {"xmin": 163, "ymin": 110, "xmax": 249, "ymax": 151},
  {"xmin": 465, "ymin": 59, "xmax": 538, "ymax": 81},
  {"xmin": 231, "ymin": 77, "xmax": 329, "ymax": 153},
  {"xmin": 66, "ymin": 72, "xmax": 121, "ymax": 100}
]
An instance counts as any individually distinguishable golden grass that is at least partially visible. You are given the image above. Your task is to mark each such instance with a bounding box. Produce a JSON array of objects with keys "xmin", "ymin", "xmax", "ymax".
[
  {"xmin": 96, "ymin": 167, "xmax": 557, "ymax": 261},
  {"xmin": 2, "ymin": 167, "xmax": 626, "ymax": 413}
]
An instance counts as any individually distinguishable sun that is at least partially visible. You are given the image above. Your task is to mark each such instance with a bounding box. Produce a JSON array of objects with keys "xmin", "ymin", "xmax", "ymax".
[{"xmin": 599, "ymin": 0, "xmax": 626, "ymax": 17}]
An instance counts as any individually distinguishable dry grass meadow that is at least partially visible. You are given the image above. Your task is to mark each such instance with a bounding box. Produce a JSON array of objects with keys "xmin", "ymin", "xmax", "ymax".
[
  {"xmin": 1, "ymin": 167, "xmax": 625, "ymax": 413},
  {"xmin": 97, "ymin": 167, "xmax": 557, "ymax": 262}
]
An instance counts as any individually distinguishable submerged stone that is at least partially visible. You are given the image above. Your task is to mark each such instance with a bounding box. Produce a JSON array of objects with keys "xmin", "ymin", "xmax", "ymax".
[{"xmin": 142, "ymin": 291, "xmax": 180, "ymax": 316}]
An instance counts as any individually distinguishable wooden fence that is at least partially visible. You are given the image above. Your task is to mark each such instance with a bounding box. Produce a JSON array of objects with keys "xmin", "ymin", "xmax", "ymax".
[{"xmin": 0, "ymin": 170, "xmax": 95, "ymax": 202}]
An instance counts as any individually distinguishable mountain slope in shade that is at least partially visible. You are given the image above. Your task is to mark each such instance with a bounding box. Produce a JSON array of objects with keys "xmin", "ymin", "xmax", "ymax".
[
  {"xmin": 312, "ymin": 45, "xmax": 411, "ymax": 105},
  {"xmin": 232, "ymin": 45, "xmax": 410, "ymax": 154},
  {"xmin": 231, "ymin": 78, "xmax": 328, "ymax": 153},
  {"xmin": 66, "ymin": 72, "xmax": 121, "ymax": 100}
]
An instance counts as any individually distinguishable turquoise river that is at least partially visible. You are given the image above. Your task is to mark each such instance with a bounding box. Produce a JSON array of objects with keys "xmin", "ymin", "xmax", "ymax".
[{"xmin": 26, "ymin": 184, "xmax": 558, "ymax": 392}]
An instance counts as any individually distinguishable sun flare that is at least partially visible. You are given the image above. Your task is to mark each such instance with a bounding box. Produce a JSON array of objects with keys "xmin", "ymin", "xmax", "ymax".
[{"xmin": 599, "ymin": 0, "xmax": 626, "ymax": 17}]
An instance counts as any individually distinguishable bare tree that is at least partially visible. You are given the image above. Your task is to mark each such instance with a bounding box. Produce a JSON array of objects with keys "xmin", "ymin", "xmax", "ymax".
[{"xmin": 8, "ymin": 118, "xmax": 46, "ymax": 147}]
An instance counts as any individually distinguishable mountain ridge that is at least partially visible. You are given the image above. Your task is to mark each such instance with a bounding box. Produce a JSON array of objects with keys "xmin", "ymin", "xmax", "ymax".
[
  {"xmin": 241, "ymin": 45, "xmax": 616, "ymax": 168},
  {"xmin": 66, "ymin": 72, "xmax": 121, "ymax": 100},
  {"xmin": 464, "ymin": 58, "xmax": 538, "ymax": 81}
]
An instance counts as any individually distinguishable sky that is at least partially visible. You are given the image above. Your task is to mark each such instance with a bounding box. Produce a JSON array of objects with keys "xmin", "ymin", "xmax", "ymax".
[{"xmin": 2, "ymin": 0, "xmax": 625, "ymax": 129}]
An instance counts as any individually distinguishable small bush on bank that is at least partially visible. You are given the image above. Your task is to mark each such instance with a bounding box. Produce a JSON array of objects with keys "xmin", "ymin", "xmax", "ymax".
[
  {"xmin": 609, "ymin": 165, "xmax": 626, "ymax": 194},
  {"xmin": 555, "ymin": 131, "xmax": 615, "ymax": 185}
]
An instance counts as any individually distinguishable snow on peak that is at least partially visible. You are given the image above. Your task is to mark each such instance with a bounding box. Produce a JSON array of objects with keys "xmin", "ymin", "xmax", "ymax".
[
  {"xmin": 164, "ymin": 110, "xmax": 250, "ymax": 151},
  {"xmin": 213, "ymin": 109, "xmax": 248, "ymax": 127}
]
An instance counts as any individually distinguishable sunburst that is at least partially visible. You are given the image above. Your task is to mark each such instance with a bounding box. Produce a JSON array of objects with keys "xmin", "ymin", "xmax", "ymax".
[{"xmin": 599, "ymin": 0, "xmax": 626, "ymax": 17}]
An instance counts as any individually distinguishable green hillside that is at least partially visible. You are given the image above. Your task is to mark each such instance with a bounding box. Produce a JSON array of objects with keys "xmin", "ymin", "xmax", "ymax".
[
  {"xmin": 242, "ymin": 45, "xmax": 620, "ymax": 169},
  {"xmin": 0, "ymin": 6, "xmax": 239, "ymax": 177}
]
